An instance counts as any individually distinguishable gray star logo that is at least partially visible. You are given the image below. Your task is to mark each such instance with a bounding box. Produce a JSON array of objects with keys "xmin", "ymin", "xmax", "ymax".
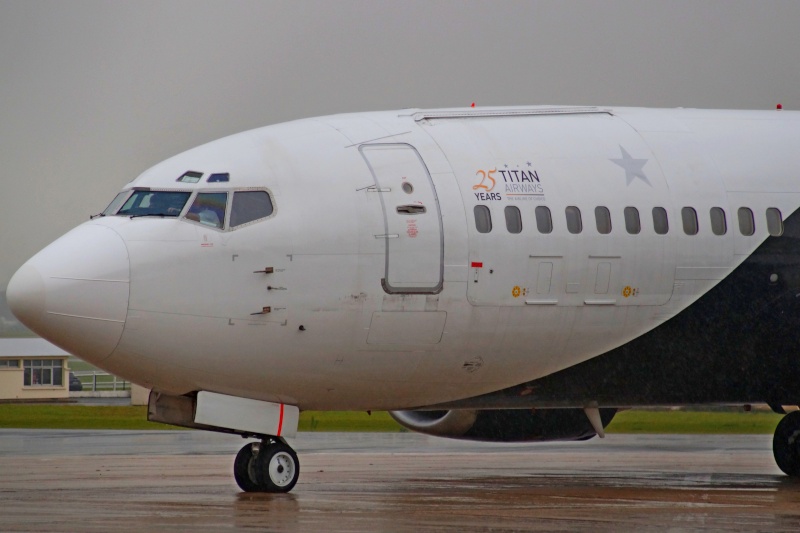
[{"xmin": 610, "ymin": 146, "xmax": 650, "ymax": 186}]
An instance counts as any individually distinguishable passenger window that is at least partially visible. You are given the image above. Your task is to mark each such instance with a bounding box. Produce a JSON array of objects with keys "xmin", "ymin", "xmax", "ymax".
[
  {"xmin": 231, "ymin": 191, "xmax": 274, "ymax": 227},
  {"xmin": 185, "ymin": 192, "xmax": 228, "ymax": 229},
  {"xmin": 652, "ymin": 207, "xmax": 669, "ymax": 235},
  {"xmin": 535, "ymin": 206, "xmax": 552, "ymax": 234},
  {"xmin": 504, "ymin": 206, "xmax": 522, "ymax": 234},
  {"xmin": 565, "ymin": 206, "xmax": 582, "ymax": 234},
  {"xmin": 595, "ymin": 206, "xmax": 611, "ymax": 234},
  {"xmin": 624, "ymin": 207, "xmax": 640, "ymax": 234},
  {"xmin": 681, "ymin": 207, "xmax": 698, "ymax": 235},
  {"xmin": 738, "ymin": 207, "xmax": 755, "ymax": 236},
  {"xmin": 474, "ymin": 205, "xmax": 492, "ymax": 233},
  {"xmin": 767, "ymin": 208, "xmax": 783, "ymax": 236},
  {"xmin": 709, "ymin": 207, "xmax": 727, "ymax": 235}
]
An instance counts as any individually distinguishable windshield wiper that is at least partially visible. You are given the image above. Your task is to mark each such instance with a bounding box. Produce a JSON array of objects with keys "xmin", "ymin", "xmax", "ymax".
[
  {"xmin": 129, "ymin": 213, "xmax": 171, "ymax": 219},
  {"xmin": 89, "ymin": 213, "xmax": 106, "ymax": 220}
]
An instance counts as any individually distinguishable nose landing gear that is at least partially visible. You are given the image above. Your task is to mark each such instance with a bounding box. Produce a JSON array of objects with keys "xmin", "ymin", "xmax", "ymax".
[{"xmin": 234, "ymin": 439, "xmax": 300, "ymax": 493}]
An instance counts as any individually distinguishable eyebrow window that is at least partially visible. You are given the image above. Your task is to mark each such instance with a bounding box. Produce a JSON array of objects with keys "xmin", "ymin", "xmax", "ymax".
[
  {"xmin": 681, "ymin": 207, "xmax": 698, "ymax": 235},
  {"xmin": 504, "ymin": 206, "xmax": 522, "ymax": 234},
  {"xmin": 474, "ymin": 205, "xmax": 492, "ymax": 233},
  {"xmin": 738, "ymin": 207, "xmax": 755, "ymax": 236},
  {"xmin": 652, "ymin": 207, "xmax": 669, "ymax": 235},
  {"xmin": 535, "ymin": 206, "xmax": 552, "ymax": 234},
  {"xmin": 185, "ymin": 192, "xmax": 228, "ymax": 229},
  {"xmin": 710, "ymin": 207, "xmax": 727, "ymax": 235},
  {"xmin": 208, "ymin": 173, "xmax": 230, "ymax": 183},
  {"xmin": 177, "ymin": 171, "xmax": 203, "ymax": 183},
  {"xmin": 231, "ymin": 191, "xmax": 274, "ymax": 227},
  {"xmin": 624, "ymin": 207, "xmax": 640, "ymax": 234},
  {"xmin": 595, "ymin": 206, "xmax": 611, "ymax": 234},
  {"xmin": 565, "ymin": 206, "xmax": 582, "ymax": 234}
]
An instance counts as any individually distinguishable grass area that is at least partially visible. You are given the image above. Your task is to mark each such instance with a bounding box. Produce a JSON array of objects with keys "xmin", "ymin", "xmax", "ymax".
[
  {"xmin": 66, "ymin": 359, "xmax": 101, "ymax": 373},
  {"xmin": 0, "ymin": 405, "xmax": 785, "ymax": 434},
  {"xmin": 0, "ymin": 405, "xmax": 405, "ymax": 432},
  {"xmin": 607, "ymin": 409, "xmax": 783, "ymax": 434},
  {"xmin": 298, "ymin": 411, "xmax": 403, "ymax": 432},
  {"xmin": 0, "ymin": 405, "xmax": 170, "ymax": 430}
]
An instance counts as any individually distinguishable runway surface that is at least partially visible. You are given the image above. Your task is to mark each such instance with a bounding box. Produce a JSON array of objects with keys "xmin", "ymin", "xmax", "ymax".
[{"xmin": 1, "ymin": 430, "xmax": 799, "ymax": 532}]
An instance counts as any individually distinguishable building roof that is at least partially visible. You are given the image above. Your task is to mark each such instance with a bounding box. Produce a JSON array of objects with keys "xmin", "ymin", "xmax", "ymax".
[{"xmin": 0, "ymin": 338, "xmax": 70, "ymax": 357}]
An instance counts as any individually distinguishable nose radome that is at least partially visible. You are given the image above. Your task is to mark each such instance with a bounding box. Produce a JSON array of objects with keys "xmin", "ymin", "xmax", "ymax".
[{"xmin": 7, "ymin": 224, "xmax": 130, "ymax": 364}]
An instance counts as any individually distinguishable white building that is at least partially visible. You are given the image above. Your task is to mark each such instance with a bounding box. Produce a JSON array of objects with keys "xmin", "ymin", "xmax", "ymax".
[{"xmin": 0, "ymin": 338, "xmax": 71, "ymax": 400}]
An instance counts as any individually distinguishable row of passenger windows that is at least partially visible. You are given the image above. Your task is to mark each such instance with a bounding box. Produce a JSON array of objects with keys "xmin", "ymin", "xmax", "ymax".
[{"xmin": 474, "ymin": 205, "xmax": 785, "ymax": 237}]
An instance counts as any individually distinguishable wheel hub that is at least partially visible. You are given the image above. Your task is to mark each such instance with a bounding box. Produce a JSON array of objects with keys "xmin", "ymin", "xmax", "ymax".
[{"xmin": 269, "ymin": 451, "xmax": 295, "ymax": 487}]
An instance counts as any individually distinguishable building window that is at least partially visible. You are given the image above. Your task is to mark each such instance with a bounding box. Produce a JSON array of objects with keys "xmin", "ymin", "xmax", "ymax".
[
  {"xmin": 535, "ymin": 206, "xmax": 553, "ymax": 234},
  {"xmin": 0, "ymin": 359, "xmax": 20, "ymax": 368},
  {"xmin": 624, "ymin": 207, "xmax": 640, "ymax": 234},
  {"xmin": 652, "ymin": 207, "xmax": 669, "ymax": 235},
  {"xmin": 504, "ymin": 206, "xmax": 522, "ymax": 234},
  {"xmin": 767, "ymin": 208, "xmax": 784, "ymax": 236},
  {"xmin": 710, "ymin": 207, "xmax": 727, "ymax": 236},
  {"xmin": 595, "ymin": 206, "xmax": 612, "ymax": 234},
  {"xmin": 23, "ymin": 359, "xmax": 63, "ymax": 387},
  {"xmin": 738, "ymin": 207, "xmax": 755, "ymax": 236},
  {"xmin": 474, "ymin": 205, "xmax": 492, "ymax": 233},
  {"xmin": 681, "ymin": 207, "xmax": 698, "ymax": 235},
  {"xmin": 565, "ymin": 206, "xmax": 582, "ymax": 234}
]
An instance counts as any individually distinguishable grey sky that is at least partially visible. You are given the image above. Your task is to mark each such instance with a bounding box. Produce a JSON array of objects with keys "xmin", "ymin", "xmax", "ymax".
[{"xmin": 2, "ymin": 0, "xmax": 799, "ymax": 332}]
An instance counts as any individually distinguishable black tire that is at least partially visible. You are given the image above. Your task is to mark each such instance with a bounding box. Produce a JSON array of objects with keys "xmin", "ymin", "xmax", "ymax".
[
  {"xmin": 255, "ymin": 442, "xmax": 300, "ymax": 493},
  {"xmin": 234, "ymin": 442, "xmax": 262, "ymax": 492},
  {"xmin": 773, "ymin": 411, "xmax": 800, "ymax": 476}
]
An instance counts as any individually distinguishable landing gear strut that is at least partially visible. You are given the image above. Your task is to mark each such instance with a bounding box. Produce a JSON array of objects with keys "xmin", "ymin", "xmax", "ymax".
[
  {"xmin": 234, "ymin": 439, "xmax": 300, "ymax": 492},
  {"xmin": 773, "ymin": 410, "xmax": 800, "ymax": 477}
]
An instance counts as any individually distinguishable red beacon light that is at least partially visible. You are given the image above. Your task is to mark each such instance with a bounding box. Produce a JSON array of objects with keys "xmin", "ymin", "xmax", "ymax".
[{"xmin": 777, "ymin": 103, "xmax": 783, "ymax": 110}]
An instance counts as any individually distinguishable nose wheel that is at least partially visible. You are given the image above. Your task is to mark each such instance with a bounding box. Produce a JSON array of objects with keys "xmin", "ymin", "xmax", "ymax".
[
  {"xmin": 773, "ymin": 410, "xmax": 800, "ymax": 477},
  {"xmin": 234, "ymin": 440, "xmax": 300, "ymax": 493}
]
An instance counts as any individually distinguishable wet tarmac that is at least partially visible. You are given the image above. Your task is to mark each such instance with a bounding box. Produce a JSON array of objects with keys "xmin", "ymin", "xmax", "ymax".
[{"xmin": 1, "ymin": 430, "xmax": 799, "ymax": 531}]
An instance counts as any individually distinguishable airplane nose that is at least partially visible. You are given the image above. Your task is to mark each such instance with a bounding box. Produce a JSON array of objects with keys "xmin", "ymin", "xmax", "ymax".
[{"xmin": 7, "ymin": 224, "xmax": 130, "ymax": 363}]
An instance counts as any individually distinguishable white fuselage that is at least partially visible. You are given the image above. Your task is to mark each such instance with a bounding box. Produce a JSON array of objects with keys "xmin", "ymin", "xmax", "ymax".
[{"xmin": 9, "ymin": 106, "xmax": 800, "ymax": 410}]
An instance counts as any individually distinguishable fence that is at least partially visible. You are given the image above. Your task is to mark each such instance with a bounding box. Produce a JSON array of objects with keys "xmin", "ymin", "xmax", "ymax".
[{"xmin": 71, "ymin": 370, "xmax": 130, "ymax": 392}]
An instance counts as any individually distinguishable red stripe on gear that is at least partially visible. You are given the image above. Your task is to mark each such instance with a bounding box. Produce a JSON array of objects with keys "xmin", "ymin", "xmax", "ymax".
[{"xmin": 277, "ymin": 403, "xmax": 285, "ymax": 436}]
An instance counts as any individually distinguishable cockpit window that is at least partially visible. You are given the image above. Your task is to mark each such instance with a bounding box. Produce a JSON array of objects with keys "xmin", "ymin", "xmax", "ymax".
[
  {"xmin": 185, "ymin": 192, "xmax": 228, "ymax": 228},
  {"xmin": 208, "ymin": 173, "xmax": 230, "ymax": 183},
  {"xmin": 102, "ymin": 191, "xmax": 130, "ymax": 216},
  {"xmin": 177, "ymin": 171, "xmax": 203, "ymax": 183},
  {"xmin": 117, "ymin": 190, "xmax": 191, "ymax": 217},
  {"xmin": 230, "ymin": 191, "xmax": 273, "ymax": 227}
]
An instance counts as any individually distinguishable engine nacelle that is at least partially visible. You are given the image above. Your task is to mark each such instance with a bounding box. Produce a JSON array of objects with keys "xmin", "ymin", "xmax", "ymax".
[{"xmin": 389, "ymin": 408, "xmax": 617, "ymax": 442}]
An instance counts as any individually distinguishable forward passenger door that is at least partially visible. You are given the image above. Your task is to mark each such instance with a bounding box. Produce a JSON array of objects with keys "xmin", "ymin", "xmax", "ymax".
[{"xmin": 360, "ymin": 144, "xmax": 444, "ymax": 294}]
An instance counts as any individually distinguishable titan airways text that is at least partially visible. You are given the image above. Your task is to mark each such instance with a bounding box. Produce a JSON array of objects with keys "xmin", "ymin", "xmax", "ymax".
[{"xmin": 9, "ymin": 105, "xmax": 800, "ymax": 492}]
